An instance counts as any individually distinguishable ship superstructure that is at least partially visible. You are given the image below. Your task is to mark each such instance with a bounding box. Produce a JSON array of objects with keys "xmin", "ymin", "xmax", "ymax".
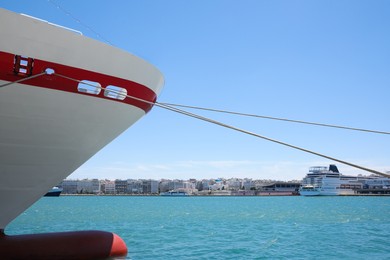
[{"xmin": 299, "ymin": 165, "xmax": 362, "ymax": 196}]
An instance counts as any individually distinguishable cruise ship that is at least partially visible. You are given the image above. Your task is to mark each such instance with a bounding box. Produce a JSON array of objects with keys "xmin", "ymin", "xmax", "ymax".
[
  {"xmin": 0, "ymin": 8, "xmax": 163, "ymax": 259},
  {"xmin": 299, "ymin": 165, "xmax": 363, "ymax": 196}
]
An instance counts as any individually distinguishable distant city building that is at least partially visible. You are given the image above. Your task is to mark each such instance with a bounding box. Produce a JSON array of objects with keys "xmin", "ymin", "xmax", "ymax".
[
  {"xmin": 168, "ymin": 180, "xmax": 186, "ymax": 191},
  {"xmin": 60, "ymin": 179, "xmax": 78, "ymax": 194},
  {"xmin": 242, "ymin": 179, "xmax": 254, "ymax": 190},
  {"xmin": 115, "ymin": 179, "xmax": 128, "ymax": 194},
  {"xmin": 90, "ymin": 179, "xmax": 101, "ymax": 194},
  {"xmin": 195, "ymin": 181, "xmax": 203, "ymax": 191},
  {"xmin": 77, "ymin": 179, "xmax": 97, "ymax": 194},
  {"xmin": 60, "ymin": 179, "xmax": 100, "ymax": 194},
  {"xmin": 104, "ymin": 181, "xmax": 115, "ymax": 194},
  {"xmin": 159, "ymin": 180, "xmax": 170, "ymax": 193},
  {"xmin": 226, "ymin": 179, "xmax": 241, "ymax": 191},
  {"xmin": 58, "ymin": 174, "xmax": 390, "ymax": 196},
  {"xmin": 257, "ymin": 182, "xmax": 300, "ymax": 195},
  {"xmin": 362, "ymin": 177, "xmax": 390, "ymax": 189},
  {"xmin": 200, "ymin": 180, "xmax": 210, "ymax": 191},
  {"xmin": 127, "ymin": 179, "xmax": 143, "ymax": 194},
  {"xmin": 209, "ymin": 179, "xmax": 224, "ymax": 191},
  {"xmin": 142, "ymin": 180, "xmax": 159, "ymax": 194}
]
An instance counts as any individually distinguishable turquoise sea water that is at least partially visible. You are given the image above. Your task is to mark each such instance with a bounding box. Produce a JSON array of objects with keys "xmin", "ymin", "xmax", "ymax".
[{"xmin": 6, "ymin": 196, "xmax": 390, "ymax": 259}]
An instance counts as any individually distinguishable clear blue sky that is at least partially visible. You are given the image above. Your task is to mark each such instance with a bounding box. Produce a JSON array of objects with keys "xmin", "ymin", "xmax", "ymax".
[{"xmin": 2, "ymin": 0, "xmax": 389, "ymax": 180}]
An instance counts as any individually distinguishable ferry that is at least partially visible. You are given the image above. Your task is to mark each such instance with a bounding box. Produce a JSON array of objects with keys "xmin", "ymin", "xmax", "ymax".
[
  {"xmin": 44, "ymin": 187, "xmax": 63, "ymax": 197},
  {"xmin": 299, "ymin": 165, "xmax": 362, "ymax": 196},
  {"xmin": 0, "ymin": 8, "xmax": 163, "ymax": 259}
]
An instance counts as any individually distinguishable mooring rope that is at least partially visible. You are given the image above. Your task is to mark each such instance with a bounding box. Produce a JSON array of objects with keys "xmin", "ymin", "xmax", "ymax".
[
  {"xmin": 155, "ymin": 103, "xmax": 390, "ymax": 177},
  {"xmin": 7, "ymin": 71, "xmax": 390, "ymax": 177},
  {"xmin": 36, "ymin": 0, "xmax": 388, "ymax": 176},
  {"xmin": 42, "ymin": 73, "xmax": 390, "ymax": 136},
  {"xmin": 0, "ymin": 72, "xmax": 47, "ymax": 88},
  {"xmin": 46, "ymin": 72, "xmax": 389, "ymax": 178},
  {"xmin": 159, "ymin": 102, "xmax": 390, "ymax": 135}
]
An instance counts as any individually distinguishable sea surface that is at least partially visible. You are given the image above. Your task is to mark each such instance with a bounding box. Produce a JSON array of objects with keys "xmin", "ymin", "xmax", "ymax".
[{"xmin": 6, "ymin": 196, "xmax": 390, "ymax": 259}]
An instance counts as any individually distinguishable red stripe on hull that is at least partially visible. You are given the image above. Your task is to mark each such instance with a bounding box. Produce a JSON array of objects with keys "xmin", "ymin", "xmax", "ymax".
[{"xmin": 0, "ymin": 51, "xmax": 157, "ymax": 113}]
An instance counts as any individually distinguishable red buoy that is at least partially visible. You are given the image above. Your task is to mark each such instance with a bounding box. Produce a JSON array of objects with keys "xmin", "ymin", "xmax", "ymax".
[{"xmin": 0, "ymin": 230, "xmax": 128, "ymax": 259}]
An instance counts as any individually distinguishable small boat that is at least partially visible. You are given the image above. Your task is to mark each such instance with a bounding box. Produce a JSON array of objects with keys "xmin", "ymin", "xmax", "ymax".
[
  {"xmin": 44, "ymin": 187, "xmax": 63, "ymax": 197},
  {"xmin": 298, "ymin": 185, "xmax": 321, "ymax": 196}
]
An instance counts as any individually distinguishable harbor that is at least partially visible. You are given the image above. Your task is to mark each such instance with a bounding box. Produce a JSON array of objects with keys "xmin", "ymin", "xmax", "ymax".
[
  {"xmin": 7, "ymin": 195, "xmax": 390, "ymax": 260},
  {"xmin": 55, "ymin": 164, "xmax": 390, "ymax": 197},
  {"xmin": 1, "ymin": 1, "xmax": 389, "ymax": 259}
]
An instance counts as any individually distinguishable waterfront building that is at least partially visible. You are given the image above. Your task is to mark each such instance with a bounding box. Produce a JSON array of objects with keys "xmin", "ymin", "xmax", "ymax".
[
  {"xmin": 200, "ymin": 180, "xmax": 210, "ymax": 191},
  {"xmin": 209, "ymin": 179, "xmax": 225, "ymax": 191},
  {"xmin": 258, "ymin": 182, "xmax": 300, "ymax": 195},
  {"xmin": 157, "ymin": 179, "xmax": 197, "ymax": 194},
  {"xmin": 188, "ymin": 179, "xmax": 197, "ymax": 185},
  {"xmin": 242, "ymin": 179, "xmax": 255, "ymax": 190},
  {"xmin": 195, "ymin": 180, "xmax": 204, "ymax": 191},
  {"xmin": 60, "ymin": 179, "xmax": 78, "ymax": 194},
  {"xmin": 77, "ymin": 179, "xmax": 98, "ymax": 194},
  {"xmin": 90, "ymin": 179, "xmax": 101, "ymax": 194},
  {"xmin": 104, "ymin": 181, "xmax": 115, "ymax": 194},
  {"xmin": 159, "ymin": 180, "xmax": 170, "ymax": 193},
  {"xmin": 127, "ymin": 179, "xmax": 143, "ymax": 194},
  {"xmin": 56, "ymin": 176, "xmax": 345, "ymax": 196},
  {"xmin": 362, "ymin": 176, "xmax": 390, "ymax": 189},
  {"xmin": 115, "ymin": 179, "xmax": 128, "ymax": 194},
  {"xmin": 226, "ymin": 179, "xmax": 241, "ymax": 191},
  {"xmin": 142, "ymin": 180, "xmax": 159, "ymax": 194},
  {"xmin": 168, "ymin": 180, "xmax": 188, "ymax": 191}
]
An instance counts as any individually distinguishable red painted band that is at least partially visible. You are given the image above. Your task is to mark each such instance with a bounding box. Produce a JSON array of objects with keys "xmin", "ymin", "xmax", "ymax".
[{"xmin": 0, "ymin": 51, "xmax": 157, "ymax": 113}]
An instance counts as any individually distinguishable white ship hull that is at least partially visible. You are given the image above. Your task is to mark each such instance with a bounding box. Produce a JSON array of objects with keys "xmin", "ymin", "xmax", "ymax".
[
  {"xmin": 299, "ymin": 186, "xmax": 321, "ymax": 196},
  {"xmin": 299, "ymin": 187, "xmax": 355, "ymax": 196},
  {"xmin": 316, "ymin": 189, "xmax": 355, "ymax": 196},
  {"xmin": 0, "ymin": 8, "xmax": 164, "ymax": 231}
]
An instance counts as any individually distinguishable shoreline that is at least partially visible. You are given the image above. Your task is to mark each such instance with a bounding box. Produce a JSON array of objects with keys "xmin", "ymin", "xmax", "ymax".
[{"xmin": 58, "ymin": 193, "xmax": 390, "ymax": 197}]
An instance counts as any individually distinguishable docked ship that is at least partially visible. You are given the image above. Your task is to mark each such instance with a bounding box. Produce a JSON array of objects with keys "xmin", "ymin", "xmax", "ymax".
[
  {"xmin": 299, "ymin": 165, "xmax": 363, "ymax": 196},
  {"xmin": 44, "ymin": 186, "xmax": 63, "ymax": 197},
  {"xmin": 0, "ymin": 8, "xmax": 163, "ymax": 258}
]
